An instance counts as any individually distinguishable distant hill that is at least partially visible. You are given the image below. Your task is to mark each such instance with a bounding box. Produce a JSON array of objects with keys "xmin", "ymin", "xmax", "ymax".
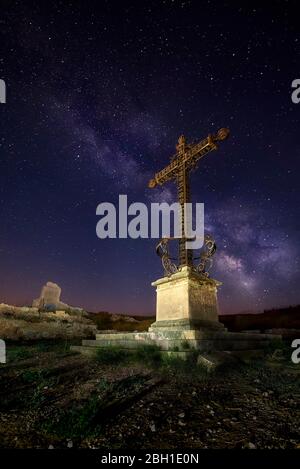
[
  {"xmin": 87, "ymin": 311, "xmax": 155, "ymax": 332},
  {"xmin": 219, "ymin": 305, "xmax": 300, "ymax": 333},
  {"xmin": 87, "ymin": 306, "xmax": 300, "ymax": 336}
]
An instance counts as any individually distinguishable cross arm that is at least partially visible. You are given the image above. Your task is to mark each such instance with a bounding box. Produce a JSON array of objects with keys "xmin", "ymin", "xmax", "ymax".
[{"xmin": 148, "ymin": 128, "xmax": 229, "ymax": 188}]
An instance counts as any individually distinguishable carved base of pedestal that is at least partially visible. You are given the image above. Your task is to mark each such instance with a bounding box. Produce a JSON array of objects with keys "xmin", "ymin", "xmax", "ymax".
[
  {"xmin": 151, "ymin": 266, "xmax": 222, "ymax": 328},
  {"xmin": 149, "ymin": 318, "xmax": 225, "ymax": 333}
]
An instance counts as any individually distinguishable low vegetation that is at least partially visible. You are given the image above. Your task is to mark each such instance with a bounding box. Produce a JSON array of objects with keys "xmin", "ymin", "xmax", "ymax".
[
  {"xmin": 95, "ymin": 344, "xmax": 162, "ymax": 367},
  {"xmin": 0, "ymin": 340, "xmax": 299, "ymax": 449}
]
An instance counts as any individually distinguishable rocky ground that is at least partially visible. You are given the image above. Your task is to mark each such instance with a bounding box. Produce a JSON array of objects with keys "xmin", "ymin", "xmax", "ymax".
[
  {"xmin": 0, "ymin": 305, "xmax": 97, "ymax": 341},
  {"xmin": 0, "ymin": 341, "xmax": 299, "ymax": 449}
]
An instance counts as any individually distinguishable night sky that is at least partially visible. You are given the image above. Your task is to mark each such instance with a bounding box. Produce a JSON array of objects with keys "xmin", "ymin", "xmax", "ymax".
[{"xmin": 0, "ymin": 0, "xmax": 299, "ymax": 315}]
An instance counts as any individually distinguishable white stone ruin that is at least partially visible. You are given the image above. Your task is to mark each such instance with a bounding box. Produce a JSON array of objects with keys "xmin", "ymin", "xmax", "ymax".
[{"xmin": 32, "ymin": 281, "xmax": 81, "ymax": 313}]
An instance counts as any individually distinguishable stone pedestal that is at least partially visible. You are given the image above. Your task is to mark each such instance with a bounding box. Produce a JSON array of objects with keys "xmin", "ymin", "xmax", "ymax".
[
  {"xmin": 150, "ymin": 266, "xmax": 224, "ymax": 332},
  {"xmin": 72, "ymin": 267, "xmax": 282, "ymax": 359}
]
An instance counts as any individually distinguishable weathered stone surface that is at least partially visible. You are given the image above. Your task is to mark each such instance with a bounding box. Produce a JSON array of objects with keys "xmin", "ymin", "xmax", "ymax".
[
  {"xmin": 32, "ymin": 281, "xmax": 83, "ymax": 313},
  {"xmin": 32, "ymin": 282, "xmax": 61, "ymax": 309},
  {"xmin": 72, "ymin": 326, "xmax": 281, "ymax": 355},
  {"xmin": 151, "ymin": 267, "xmax": 221, "ymax": 328}
]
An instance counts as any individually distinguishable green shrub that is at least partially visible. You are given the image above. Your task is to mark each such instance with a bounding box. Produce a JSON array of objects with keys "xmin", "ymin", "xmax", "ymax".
[
  {"xmin": 43, "ymin": 395, "xmax": 101, "ymax": 439},
  {"xmin": 161, "ymin": 350, "xmax": 208, "ymax": 376},
  {"xmin": 94, "ymin": 344, "xmax": 162, "ymax": 367},
  {"xmin": 265, "ymin": 338, "xmax": 291, "ymax": 360},
  {"xmin": 181, "ymin": 340, "xmax": 191, "ymax": 350},
  {"xmin": 95, "ymin": 347, "xmax": 129, "ymax": 365},
  {"xmin": 132, "ymin": 344, "xmax": 162, "ymax": 366},
  {"xmin": 21, "ymin": 369, "xmax": 42, "ymax": 383},
  {"xmin": 7, "ymin": 347, "xmax": 33, "ymax": 362},
  {"xmin": 28, "ymin": 340, "xmax": 72, "ymax": 355},
  {"xmin": 266, "ymin": 338, "xmax": 285, "ymax": 352}
]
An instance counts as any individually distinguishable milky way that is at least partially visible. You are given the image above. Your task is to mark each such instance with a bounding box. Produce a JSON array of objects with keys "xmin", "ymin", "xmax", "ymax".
[{"xmin": 0, "ymin": 1, "xmax": 299, "ymax": 314}]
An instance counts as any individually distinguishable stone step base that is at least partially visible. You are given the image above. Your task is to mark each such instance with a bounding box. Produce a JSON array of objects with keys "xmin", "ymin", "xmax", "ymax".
[
  {"xmin": 72, "ymin": 329, "xmax": 281, "ymax": 354},
  {"xmin": 95, "ymin": 330, "xmax": 279, "ymax": 342},
  {"xmin": 70, "ymin": 346, "xmax": 267, "ymax": 370}
]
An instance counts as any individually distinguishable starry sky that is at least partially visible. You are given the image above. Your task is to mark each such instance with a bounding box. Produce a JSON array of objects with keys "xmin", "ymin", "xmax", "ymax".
[{"xmin": 0, "ymin": 0, "xmax": 299, "ymax": 314}]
